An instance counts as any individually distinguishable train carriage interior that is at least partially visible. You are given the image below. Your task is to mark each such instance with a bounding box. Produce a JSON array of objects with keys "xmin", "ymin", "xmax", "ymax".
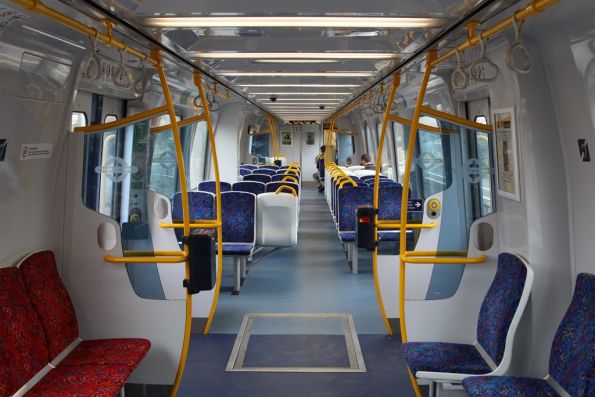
[{"xmin": 0, "ymin": 0, "xmax": 593, "ymax": 396}]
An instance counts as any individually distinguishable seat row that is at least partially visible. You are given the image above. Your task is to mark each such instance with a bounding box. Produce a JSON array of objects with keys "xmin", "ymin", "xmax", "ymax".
[
  {"xmin": 239, "ymin": 164, "xmax": 302, "ymax": 178},
  {"xmin": 197, "ymin": 180, "xmax": 300, "ymax": 196},
  {"xmin": 0, "ymin": 251, "xmax": 150, "ymax": 396},
  {"xmin": 401, "ymin": 251, "xmax": 593, "ymax": 397},
  {"xmin": 172, "ymin": 189, "xmax": 299, "ymax": 294},
  {"xmin": 326, "ymin": 172, "xmax": 412, "ymax": 274}
]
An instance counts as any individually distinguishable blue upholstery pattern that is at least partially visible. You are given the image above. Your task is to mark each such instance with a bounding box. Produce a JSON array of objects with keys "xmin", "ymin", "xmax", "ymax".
[
  {"xmin": 271, "ymin": 174, "xmax": 299, "ymax": 183},
  {"xmin": 265, "ymin": 182, "xmax": 300, "ymax": 195},
  {"xmin": 378, "ymin": 185, "xmax": 403, "ymax": 220},
  {"xmin": 244, "ymin": 174, "xmax": 271, "ymax": 184},
  {"xmin": 337, "ymin": 186, "xmax": 373, "ymax": 232},
  {"xmin": 259, "ymin": 165, "xmax": 279, "ymax": 171},
  {"xmin": 222, "ymin": 244, "xmax": 254, "ymax": 255},
  {"xmin": 463, "ymin": 376, "xmax": 560, "ymax": 397},
  {"xmin": 233, "ymin": 181, "xmax": 266, "ymax": 195},
  {"xmin": 549, "ymin": 273, "xmax": 594, "ymax": 397},
  {"xmin": 240, "ymin": 164, "xmax": 258, "ymax": 170},
  {"xmin": 239, "ymin": 168, "xmax": 252, "ymax": 176},
  {"xmin": 401, "ymin": 342, "xmax": 492, "ymax": 375},
  {"xmin": 477, "ymin": 253, "xmax": 528, "ymax": 365},
  {"xmin": 221, "ymin": 191, "xmax": 256, "ymax": 244},
  {"xmin": 198, "ymin": 181, "xmax": 231, "ymax": 194},
  {"xmin": 278, "ymin": 169, "xmax": 300, "ymax": 177},
  {"xmin": 339, "ymin": 231, "xmax": 355, "ymax": 242},
  {"xmin": 172, "ymin": 191, "xmax": 215, "ymax": 243},
  {"xmin": 252, "ymin": 169, "xmax": 276, "ymax": 176},
  {"xmin": 360, "ymin": 175, "xmax": 387, "ymax": 181}
]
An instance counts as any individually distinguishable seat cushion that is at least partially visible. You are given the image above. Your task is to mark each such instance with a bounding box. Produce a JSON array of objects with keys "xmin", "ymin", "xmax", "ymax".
[
  {"xmin": 18, "ymin": 251, "xmax": 79, "ymax": 360},
  {"xmin": 59, "ymin": 339, "xmax": 150, "ymax": 369},
  {"xmin": 27, "ymin": 365, "xmax": 131, "ymax": 397},
  {"xmin": 0, "ymin": 267, "xmax": 49, "ymax": 395},
  {"xmin": 402, "ymin": 342, "xmax": 492, "ymax": 375},
  {"xmin": 339, "ymin": 231, "xmax": 355, "ymax": 242},
  {"xmin": 222, "ymin": 244, "xmax": 254, "ymax": 255},
  {"xmin": 463, "ymin": 376, "xmax": 560, "ymax": 397}
]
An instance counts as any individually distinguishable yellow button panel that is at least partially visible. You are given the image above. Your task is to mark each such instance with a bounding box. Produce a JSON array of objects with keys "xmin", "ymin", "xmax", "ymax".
[{"xmin": 427, "ymin": 198, "xmax": 441, "ymax": 219}]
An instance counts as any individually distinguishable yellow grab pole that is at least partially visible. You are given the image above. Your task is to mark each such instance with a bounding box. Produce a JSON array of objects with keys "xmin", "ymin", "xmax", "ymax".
[
  {"xmin": 325, "ymin": 117, "xmax": 336, "ymax": 166},
  {"xmin": 267, "ymin": 115, "xmax": 280, "ymax": 160},
  {"xmin": 195, "ymin": 73, "xmax": 224, "ymax": 336},
  {"xmin": 372, "ymin": 73, "xmax": 401, "ymax": 335},
  {"xmin": 398, "ymin": 52, "xmax": 436, "ymax": 397},
  {"xmin": 152, "ymin": 50, "xmax": 191, "ymax": 397}
]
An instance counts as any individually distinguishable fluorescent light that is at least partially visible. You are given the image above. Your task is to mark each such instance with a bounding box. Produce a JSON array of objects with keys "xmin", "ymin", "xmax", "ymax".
[
  {"xmin": 143, "ymin": 16, "xmax": 443, "ymax": 28},
  {"xmin": 191, "ymin": 52, "xmax": 398, "ymax": 60},
  {"xmin": 266, "ymin": 103, "xmax": 339, "ymax": 106},
  {"xmin": 219, "ymin": 71, "xmax": 374, "ymax": 77},
  {"xmin": 253, "ymin": 59, "xmax": 340, "ymax": 64},
  {"xmin": 271, "ymin": 98, "xmax": 342, "ymax": 102},
  {"xmin": 251, "ymin": 92, "xmax": 352, "ymax": 95},
  {"xmin": 22, "ymin": 25, "xmax": 86, "ymax": 49},
  {"xmin": 239, "ymin": 84, "xmax": 359, "ymax": 88}
]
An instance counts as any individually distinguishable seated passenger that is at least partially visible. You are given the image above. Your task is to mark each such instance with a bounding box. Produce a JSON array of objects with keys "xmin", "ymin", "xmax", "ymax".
[
  {"xmin": 360, "ymin": 153, "xmax": 376, "ymax": 170},
  {"xmin": 313, "ymin": 145, "xmax": 326, "ymax": 192},
  {"xmin": 345, "ymin": 157, "xmax": 352, "ymax": 167}
]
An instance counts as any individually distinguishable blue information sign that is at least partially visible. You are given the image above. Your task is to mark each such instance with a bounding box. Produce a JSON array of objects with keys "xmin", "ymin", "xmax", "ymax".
[{"xmin": 407, "ymin": 199, "xmax": 423, "ymax": 212}]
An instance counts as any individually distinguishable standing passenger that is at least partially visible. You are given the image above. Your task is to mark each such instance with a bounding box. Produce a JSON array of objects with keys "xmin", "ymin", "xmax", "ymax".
[{"xmin": 313, "ymin": 146, "xmax": 326, "ymax": 192}]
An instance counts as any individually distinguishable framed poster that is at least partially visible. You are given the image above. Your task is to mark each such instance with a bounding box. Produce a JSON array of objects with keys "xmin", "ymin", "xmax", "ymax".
[
  {"xmin": 493, "ymin": 107, "xmax": 521, "ymax": 201},
  {"xmin": 281, "ymin": 131, "xmax": 292, "ymax": 146},
  {"xmin": 305, "ymin": 132, "xmax": 315, "ymax": 145}
]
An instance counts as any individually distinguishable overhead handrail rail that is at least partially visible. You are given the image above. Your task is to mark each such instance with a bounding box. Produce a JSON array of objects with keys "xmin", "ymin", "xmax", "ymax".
[
  {"xmin": 150, "ymin": 114, "xmax": 207, "ymax": 133},
  {"xmin": 420, "ymin": 106, "xmax": 493, "ymax": 132},
  {"xmin": 388, "ymin": 114, "xmax": 442, "ymax": 134},
  {"xmin": 275, "ymin": 185, "xmax": 297, "ymax": 197},
  {"xmin": 74, "ymin": 105, "xmax": 168, "ymax": 134},
  {"xmin": 506, "ymin": 11, "xmax": 533, "ymax": 74}
]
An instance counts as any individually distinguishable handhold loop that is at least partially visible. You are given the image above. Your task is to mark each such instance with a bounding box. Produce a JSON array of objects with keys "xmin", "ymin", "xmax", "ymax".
[
  {"xmin": 506, "ymin": 12, "xmax": 533, "ymax": 74},
  {"xmin": 84, "ymin": 35, "xmax": 101, "ymax": 81},
  {"xmin": 113, "ymin": 47, "xmax": 133, "ymax": 88},
  {"xmin": 133, "ymin": 58, "xmax": 154, "ymax": 94},
  {"xmin": 451, "ymin": 49, "xmax": 468, "ymax": 90},
  {"xmin": 469, "ymin": 33, "xmax": 499, "ymax": 83}
]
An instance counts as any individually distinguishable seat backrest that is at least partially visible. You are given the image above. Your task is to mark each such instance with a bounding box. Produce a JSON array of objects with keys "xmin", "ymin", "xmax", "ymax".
[
  {"xmin": 233, "ymin": 181, "xmax": 266, "ymax": 195},
  {"xmin": 378, "ymin": 185, "xmax": 403, "ymax": 220},
  {"xmin": 259, "ymin": 165, "xmax": 279, "ymax": 171},
  {"xmin": 360, "ymin": 174, "xmax": 386, "ymax": 181},
  {"xmin": 265, "ymin": 181, "xmax": 300, "ymax": 196},
  {"xmin": 239, "ymin": 168, "xmax": 252, "ymax": 176},
  {"xmin": 244, "ymin": 174, "xmax": 272, "ymax": 184},
  {"xmin": 198, "ymin": 181, "xmax": 231, "ymax": 194},
  {"xmin": 271, "ymin": 174, "xmax": 299, "ymax": 183},
  {"xmin": 549, "ymin": 272, "xmax": 594, "ymax": 397},
  {"xmin": 18, "ymin": 251, "xmax": 79, "ymax": 360},
  {"xmin": 172, "ymin": 191, "xmax": 215, "ymax": 241},
  {"xmin": 277, "ymin": 169, "xmax": 300, "ymax": 177},
  {"xmin": 477, "ymin": 253, "xmax": 531, "ymax": 367},
  {"xmin": 221, "ymin": 191, "xmax": 256, "ymax": 244},
  {"xmin": 256, "ymin": 193, "xmax": 298, "ymax": 246},
  {"xmin": 337, "ymin": 186, "xmax": 373, "ymax": 232},
  {"xmin": 252, "ymin": 169, "xmax": 276, "ymax": 176},
  {"xmin": 0, "ymin": 267, "xmax": 49, "ymax": 395},
  {"xmin": 240, "ymin": 164, "xmax": 258, "ymax": 170}
]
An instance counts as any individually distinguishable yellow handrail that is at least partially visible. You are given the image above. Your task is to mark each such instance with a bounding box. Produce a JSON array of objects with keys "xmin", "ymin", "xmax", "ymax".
[
  {"xmin": 401, "ymin": 254, "xmax": 487, "ymax": 265},
  {"xmin": 376, "ymin": 221, "xmax": 436, "ymax": 230},
  {"xmin": 74, "ymin": 105, "xmax": 168, "ymax": 134},
  {"xmin": 388, "ymin": 114, "xmax": 442, "ymax": 134},
  {"xmin": 123, "ymin": 250, "xmax": 185, "ymax": 257},
  {"xmin": 339, "ymin": 179, "xmax": 357, "ymax": 188},
  {"xmin": 195, "ymin": 72, "xmax": 225, "ymax": 338},
  {"xmin": 372, "ymin": 73, "xmax": 401, "ymax": 335},
  {"xmin": 151, "ymin": 114, "xmax": 207, "ymax": 133},
  {"xmin": 420, "ymin": 107, "xmax": 492, "ymax": 132},
  {"xmin": 275, "ymin": 185, "xmax": 297, "ymax": 197},
  {"xmin": 267, "ymin": 114, "xmax": 280, "ymax": 160},
  {"xmin": 105, "ymin": 255, "xmax": 188, "ymax": 264},
  {"xmin": 281, "ymin": 176, "xmax": 298, "ymax": 183}
]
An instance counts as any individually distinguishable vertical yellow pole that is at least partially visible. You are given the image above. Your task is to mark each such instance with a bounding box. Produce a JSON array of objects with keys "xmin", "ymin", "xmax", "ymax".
[
  {"xmin": 372, "ymin": 73, "xmax": 401, "ymax": 335},
  {"xmin": 152, "ymin": 50, "xmax": 191, "ymax": 397},
  {"xmin": 195, "ymin": 73, "xmax": 224, "ymax": 335},
  {"xmin": 325, "ymin": 117, "xmax": 336, "ymax": 166},
  {"xmin": 398, "ymin": 52, "xmax": 436, "ymax": 397},
  {"xmin": 267, "ymin": 115, "xmax": 280, "ymax": 160}
]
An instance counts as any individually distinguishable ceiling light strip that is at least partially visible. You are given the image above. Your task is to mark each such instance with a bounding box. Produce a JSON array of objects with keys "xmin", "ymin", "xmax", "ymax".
[
  {"xmin": 239, "ymin": 84, "xmax": 360, "ymax": 88},
  {"xmin": 190, "ymin": 52, "xmax": 398, "ymax": 60},
  {"xmin": 219, "ymin": 72, "xmax": 374, "ymax": 77}
]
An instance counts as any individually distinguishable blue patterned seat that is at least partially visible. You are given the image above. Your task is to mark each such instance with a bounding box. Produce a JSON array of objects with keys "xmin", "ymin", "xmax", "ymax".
[
  {"xmin": 198, "ymin": 181, "xmax": 231, "ymax": 194},
  {"xmin": 244, "ymin": 174, "xmax": 272, "ymax": 184},
  {"xmin": 232, "ymin": 181, "xmax": 266, "ymax": 195},
  {"xmin": 337, "ymin": 186, "xmax": 374, "ymax": 241},
  {"xmin": 239, "ymin": 168, "xmax": 252, "ymax": 176},
  {"xmin": 252, "ymin": 169, "xmax": 276, "ymax": 176},
  {"xmin": 402, "ymin": 253, "xmax": 532, "ymax": 382},
  {"xmin": 270, "ymin": 174, "xmax": 299, "ymax": 183},
  {"xmin": 258, "ymin": 165, "xmax": 279, "ymax": 171},
  {"xmin": 172, "ymin": 191, "xmax": 215, "ymax": 245},
  {"xmin": 463, "ymin": 272, "xmax": 594, "ymax": 397},
  {"xmin": 265, "ymin": 182, "xmax": 300, "ymax": 196},
  {"xmin": 240, "ymin": 164, "xmax": 258, "ymax": 170}
]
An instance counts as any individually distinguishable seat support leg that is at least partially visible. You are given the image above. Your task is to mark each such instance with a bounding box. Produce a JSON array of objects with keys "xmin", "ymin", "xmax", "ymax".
[
  {"xmin": 233, "ymin": 257, "xmax": 241, "ymax": 295},
  {"xmin": 241, "ymin": 256, "xmax": 247, "ymax": 279},
  {"xmin": 347, "ymin": 243, "xmax": 353, "ymax": 263},
  {"xmin": 352, "ymin": 246, "xmax": 358, "ymax": 274}
]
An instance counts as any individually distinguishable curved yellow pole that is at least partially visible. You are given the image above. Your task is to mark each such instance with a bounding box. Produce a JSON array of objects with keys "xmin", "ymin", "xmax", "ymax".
[
  {"xmin": 398, "ymin": 52, "xmax": 436, "ymax": 397},
  {"xmin": 153, "ymin": 50, "xmax": 191, "ymax": 397},
  {"xmin": 372, "ymin": 73, "xmax": 401, "ymax": 335},
  {"xmin": 196, "ymin": 73, "xmax": 224, "ymax": 336}
]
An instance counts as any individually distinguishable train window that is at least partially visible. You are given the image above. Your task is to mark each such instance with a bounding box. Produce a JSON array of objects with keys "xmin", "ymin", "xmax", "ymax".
[
  {"xmin": 188, "ymin": 121, "xmax": 208, "ymax": 188},
  {"xmin": 149, "ymin": 131, "xmax": 178, "ymax": 198},
  {"xmin": 249, "ymin": 126, "xmax": 270, "ymax": 163},
  {"xmin": 365, "ymin": 124, "xmax": 375, "ymax": 160},
  {"xmin": 392, "ymin": 122, "xmax": 406, "ymax": 183},
  {"xmin": 336, "ymin": 133, "xmax": 354, "ymax": 166},
  {"xmin": 71, "ymin": 111, "xmax": 87, "ymax": 130},
  {"xmin": 417, "ymin": 129, "xmax": 451, "ymax": 197},
  {"xmin": 376, "ymin": 122, "xmax": 394, "ymax": 178},
  {"xmin": 474, "ymin": 115, "xmax": 488, "ymax": 125},
  {"xmin": 104, "ymin": 114, "xmax": 118, "ymax": 123}
]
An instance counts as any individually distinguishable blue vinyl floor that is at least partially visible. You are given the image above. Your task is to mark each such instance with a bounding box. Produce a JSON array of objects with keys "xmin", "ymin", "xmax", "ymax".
[{"xmin": 178, "ymin": 186, "xmax": 415, "ymax": 396}]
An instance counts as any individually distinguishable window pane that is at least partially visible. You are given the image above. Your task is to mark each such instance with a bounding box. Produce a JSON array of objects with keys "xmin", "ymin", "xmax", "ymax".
[
  {"xmin": 377, "ymin": 122, "xmax": 393, "ymax": 178},
  {"xmin": 250, "ymin": 127, "xmax": 270, "ymax": 163},
  {"xmin": 476, "ymin": 131, "xmax": 495, "ymax": 216},
  {"xmin": 104, "ymin": 114, "xmax": 118, "ymax": 123},
  {"xmin": 149, "ymin": 131, "xmax": 179, "ymax": 198},
  {"xmin": 189, "ymin": 121, "xmax": 208, "ymax": 188},
  {"xmin": 417, "ymin": 128, "xmax": 452, "ymax": 198},
  {"xmin": 71, "ymin": 112, "xmax": 87, "ymax": 130},
  {"xmin": 474, "ymin": 115, "xmax": 488, "ymax": 125},
  {"xmin": 392, "ymin": 122, "xmax": 406, "ymax": 183}
]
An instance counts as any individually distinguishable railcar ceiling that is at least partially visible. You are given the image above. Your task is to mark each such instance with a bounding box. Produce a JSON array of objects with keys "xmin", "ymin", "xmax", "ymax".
[{"xmin": 60, "ymin": 0, "xmax": 518, "ymax": 122}]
